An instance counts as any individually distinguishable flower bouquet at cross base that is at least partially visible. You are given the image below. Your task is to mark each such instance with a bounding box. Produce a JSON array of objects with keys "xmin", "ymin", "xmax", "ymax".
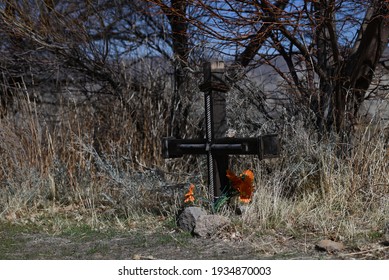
[
  {"xmin": 182, "ymin": 169, "xmax": 255, "ymax": 212},
  {"xmin": 182, "ymin": 183, "xmax": 207, "ymax": 207},
  {"xmin": 226, "ymin": 169, "xmax": 255, "ymax": 203},
  {"xmin": 214, "ymin": 169, "xmax": 255, "ymax": 212},
  {"xmin": 183, "ymin": 183, "xmax": 195, "ymax": 204}
]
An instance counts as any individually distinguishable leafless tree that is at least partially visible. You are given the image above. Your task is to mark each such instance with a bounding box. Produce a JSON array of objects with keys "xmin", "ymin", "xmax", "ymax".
[
  {"xmin": 2, "ymin": 0, "xmax": 389, "ymax": 140},
  {"xmin": 149, "ymin": 0, "xmax": 389, "ymax": 137},
  {"xmin": 0, "ymin": 0, "xmax": 174, "ymax": 163}
]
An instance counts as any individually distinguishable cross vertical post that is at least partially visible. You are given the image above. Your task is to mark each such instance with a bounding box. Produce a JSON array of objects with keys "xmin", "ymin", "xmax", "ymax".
[{"xmin": 200, "ymin": 61, "xmax": 230, "ymax": 202}]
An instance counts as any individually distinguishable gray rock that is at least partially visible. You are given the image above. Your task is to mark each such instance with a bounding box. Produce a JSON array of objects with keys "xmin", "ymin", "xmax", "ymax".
[
  {"xmin": 315, "ymin": 239, "xmax": 345, "ymax": 252},
  {"xmin": 193, "ymin": 214, "xmax": 230, "ymax": 237},
  {"xmin": 177, "ymin": 207, "xmax": 207, "ymax": 232}
]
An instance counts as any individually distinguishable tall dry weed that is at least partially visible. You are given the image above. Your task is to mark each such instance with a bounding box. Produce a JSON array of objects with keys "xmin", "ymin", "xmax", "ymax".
[
  {"xmin": 241, "ymin": 119, "xmax": 389, "ymax": 239},
  {"xmin": 0, "ymin": 70, "xmax": 184, "ymax": 227}
]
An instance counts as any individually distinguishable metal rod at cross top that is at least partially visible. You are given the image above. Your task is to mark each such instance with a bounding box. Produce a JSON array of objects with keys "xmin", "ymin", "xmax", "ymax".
[{"xmin": 162, "ymin": 61, "xmax": 280, "ymax": 202}]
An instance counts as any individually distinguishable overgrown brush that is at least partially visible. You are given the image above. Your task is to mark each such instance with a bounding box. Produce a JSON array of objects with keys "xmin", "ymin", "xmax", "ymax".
[
  {"xmin": 241, "ymin": 119, "xmax": 389, "ymax": 240},
  {"xmin": 0, "ymin": 73, "xmax": 192, "ymax": 229},
  {"xmin": 0, "ymin": 70, "xmax": 387, "ymax": 242}
]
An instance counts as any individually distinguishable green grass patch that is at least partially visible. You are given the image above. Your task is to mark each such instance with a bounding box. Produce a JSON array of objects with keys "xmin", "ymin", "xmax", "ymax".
[{"xmin": 0, "ymin": 222, "xmax": 39, "ymax": 259}]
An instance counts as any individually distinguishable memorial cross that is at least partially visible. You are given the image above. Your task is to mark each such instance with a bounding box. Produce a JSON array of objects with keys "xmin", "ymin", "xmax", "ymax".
[{"xmin": 162, "ymin": 61, "xmax": 280, "ymax": 202}]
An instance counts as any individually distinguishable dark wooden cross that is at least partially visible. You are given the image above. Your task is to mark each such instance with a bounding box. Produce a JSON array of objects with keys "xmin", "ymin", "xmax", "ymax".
[{"xmin": 162, "ymin": 61, "xmax": 280, "ymax": 202}]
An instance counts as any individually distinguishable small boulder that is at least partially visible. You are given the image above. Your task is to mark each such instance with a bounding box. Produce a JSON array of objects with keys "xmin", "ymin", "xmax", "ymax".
[
  {"xmin": 315, "ymin": 239, "xmax": 345, "ymax": 252},
  {"xmin": 193, "ymin": 214, "xmax": 230, "ymax": 237},
  {"xmin": 177, "ymin": 207, "xmax": 207, "ymax": 232}
]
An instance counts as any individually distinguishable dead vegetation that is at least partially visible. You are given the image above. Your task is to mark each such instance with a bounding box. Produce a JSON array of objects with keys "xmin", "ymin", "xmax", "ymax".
[
  {"xmin": 0, "ymin": 69, "xmax": 388, "ymax": 255},
  {"xmin": 0, "ymin": 0, "xmax": 388, "ymax": 259}
]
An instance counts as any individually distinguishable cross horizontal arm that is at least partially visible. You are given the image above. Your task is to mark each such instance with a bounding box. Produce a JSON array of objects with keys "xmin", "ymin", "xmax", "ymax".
[{"xmin": 162, "ymin": 135, "xmax": 280, "ymax": 159}]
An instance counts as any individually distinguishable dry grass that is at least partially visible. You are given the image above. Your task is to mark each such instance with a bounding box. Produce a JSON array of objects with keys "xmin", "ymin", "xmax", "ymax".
[
  {"xmin": 0, "ymin": 73, "xmax": 387, "ymax": 246},
  {"xmin": 241, "ymin": 119, "xmax": 389, "ymax": 241},
  {"xmin": 0, "ymin": 76, "xmax": 176, "ymax": 230}
]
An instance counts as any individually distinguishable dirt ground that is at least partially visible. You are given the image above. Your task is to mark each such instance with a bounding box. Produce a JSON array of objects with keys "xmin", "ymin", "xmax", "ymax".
[{"xmin": 1, "ymin": 221, "xmax": 388, "ymax": 260}]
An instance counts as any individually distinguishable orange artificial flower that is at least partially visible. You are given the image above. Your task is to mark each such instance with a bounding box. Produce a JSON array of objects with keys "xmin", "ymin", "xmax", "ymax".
[
  {"xmin": 184, "ymin": 184, "xmax": 195, "ymax": 203},
  {"xmin": 226, "ymin": 169, "xmax": 255, "ymax": 203}
]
